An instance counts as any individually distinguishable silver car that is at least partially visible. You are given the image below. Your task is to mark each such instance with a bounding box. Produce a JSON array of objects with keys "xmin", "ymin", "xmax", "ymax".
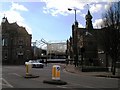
[{"xmin": 28, "ymin": 60, "xmax": 44, "ymax": 68}]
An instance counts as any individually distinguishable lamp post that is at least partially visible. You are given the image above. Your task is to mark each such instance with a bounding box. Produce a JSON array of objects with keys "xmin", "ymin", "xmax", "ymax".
[
  {"xmin": 68, "ymin": 8, "xmax": 78, "ymax": 67},
  {"xmin": 68, "ymin": 8, "xmax": 77, "ymax": 23}
]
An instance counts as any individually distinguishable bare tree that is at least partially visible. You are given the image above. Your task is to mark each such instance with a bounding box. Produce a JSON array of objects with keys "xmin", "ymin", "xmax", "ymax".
[
  {"xmin": 97, "ymin": 28, "xmax": 110, "ymax": 68},
  {"xmin": 101, "ymin": 1, "xmax": 120, "ymax": 75}
]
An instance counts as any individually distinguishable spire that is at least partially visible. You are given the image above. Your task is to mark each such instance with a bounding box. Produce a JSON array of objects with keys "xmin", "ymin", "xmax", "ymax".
[
  {"xmin": 5, "ymin": 17, "xmax": 9, "ymax": 23},
  {"xmin": 85, "ymin": 9, "xmax": 93, "ymax": 30},
  {"xmin": 86, "ymin": 10, "xmax": 92, "ymax": 20},
  {"xmin": 88, "ymin": 10, "xmax": 90, "ymax": 15},
  {"xmin": 2, "ymin": 14, "xmax": 8, "ymax": 23},
  {"xmin": 86, "ymin": 4, "xmax": 91, "ymax": 16},
  {"xmin": 2, "ymin": 14, "xmax": 6, "ymax": 23}
]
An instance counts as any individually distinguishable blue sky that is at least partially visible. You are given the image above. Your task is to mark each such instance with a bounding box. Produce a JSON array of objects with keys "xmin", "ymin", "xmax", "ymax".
[{"xmin": 0, "ymin": 0, "xmax": 119, "ymax": 44}]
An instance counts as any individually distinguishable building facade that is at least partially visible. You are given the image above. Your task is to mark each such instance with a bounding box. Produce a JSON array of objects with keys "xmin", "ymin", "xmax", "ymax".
[
  {"xmin": 66, "ymin": 10, "xmax": 101, "ymax": 66},
  {"xmin": 2, "ymin": 17, "xmax": 32, "ymax": 65}
]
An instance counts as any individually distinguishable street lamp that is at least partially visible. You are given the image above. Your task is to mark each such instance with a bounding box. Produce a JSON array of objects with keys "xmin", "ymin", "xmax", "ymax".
[
  {"xmin": 68, "ymin": 8, "xmax": 78, "ymax": 67},
  {"xmin": 68, "ymin": 8, "xmax": 77, "ymax": 23}
]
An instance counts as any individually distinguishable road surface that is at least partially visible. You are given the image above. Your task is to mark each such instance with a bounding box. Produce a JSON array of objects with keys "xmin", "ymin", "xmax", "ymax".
[{"xmin": 2, "ymin": 63, "xmax": 119, "ymax": 89}]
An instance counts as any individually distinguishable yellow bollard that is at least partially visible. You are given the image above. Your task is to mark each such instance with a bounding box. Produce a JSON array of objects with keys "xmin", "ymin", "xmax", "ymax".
[
  {"xmin": 52, "ymin": 65, "xmax": 60, "ymax": 80},
  {"xmin": 26, "ymin": 64, "xmax": 29, "ymax": 75},
  {"xmin": 25, "ymin": 62, "xmax": 32, "ymax": 75},
  {"xmin": 24, "ymin": 62, "xmax": 39, "ymax": 78},
  {"xmin": 25, "ymin": 62, "xmax": 29, "ymax": 75}
]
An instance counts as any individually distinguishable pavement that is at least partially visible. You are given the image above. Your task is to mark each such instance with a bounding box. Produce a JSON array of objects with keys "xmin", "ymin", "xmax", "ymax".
[{"xmin": 64, "ymin": 64, "xmax": 120, "ymax": 78}]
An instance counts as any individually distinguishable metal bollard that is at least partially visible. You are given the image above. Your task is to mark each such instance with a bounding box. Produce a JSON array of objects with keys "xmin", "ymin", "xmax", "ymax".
[{"xmin": 52, "ymin": 65, "xmax": 60, "ymax": 80}]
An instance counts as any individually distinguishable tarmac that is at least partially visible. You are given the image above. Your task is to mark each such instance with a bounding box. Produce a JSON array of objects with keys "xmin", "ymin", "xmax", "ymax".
[{"xmin": 64, "ymin": 64, "xmax": 120, "ymax": 78}]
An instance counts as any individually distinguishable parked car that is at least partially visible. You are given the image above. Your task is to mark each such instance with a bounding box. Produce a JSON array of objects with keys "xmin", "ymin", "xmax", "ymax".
[
  {"xmin": 32, "ymin": 62, "xmax": 44, "ymax": 68},
  {"xmin": 27, "ymin": 60, "xmax": 44, "ymax": 68},
  {"xmin": 36, "ymin": 59, "xmax": 44, "ymax": 63}
]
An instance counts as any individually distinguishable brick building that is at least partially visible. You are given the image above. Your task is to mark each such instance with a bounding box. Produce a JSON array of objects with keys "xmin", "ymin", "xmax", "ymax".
[{"xmin": 2, "ymin": 17, "xmax": 32, "ymax": 65}]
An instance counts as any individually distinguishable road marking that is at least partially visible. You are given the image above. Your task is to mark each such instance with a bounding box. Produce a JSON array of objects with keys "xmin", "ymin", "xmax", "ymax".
[
  {"xmin": 8, "ymin": 73, "xmax": 22, "ymax": 77},
  {"xmin": 67, "ymin": 82, "xmax": 95, "ymax": 88},
  {"xmin": 11, "ymin": 73, "xmax": 21, "ymax": 77},
  {"xmin": 2, "ymin": 78, "xmax": 14, "ymax": 88},
  {"xmin": 56, "ymin": 86, "xmax": 68, "ymax": 88}
]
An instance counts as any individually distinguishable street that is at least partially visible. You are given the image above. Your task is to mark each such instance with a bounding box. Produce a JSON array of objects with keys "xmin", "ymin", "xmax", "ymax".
[{"xmin": 2, "ymin": 63, "xmax": 119, "ymax": 89}]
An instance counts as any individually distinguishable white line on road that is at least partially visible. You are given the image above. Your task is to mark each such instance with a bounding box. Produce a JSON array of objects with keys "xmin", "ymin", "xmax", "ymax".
[
  {"xmin": 2, "ymin": 78, "xmax": 14, "ymax": 88},
  {"xmin": 69, "ymin": 82, "xmax": 94, "ymax": 88},
  {"xmin": 56, "ymin": 86, "xmax": 68, "ymax": 88},
  {"xmin": 11, "ymin": 73, "xmax": 21, "ymax": 77}
]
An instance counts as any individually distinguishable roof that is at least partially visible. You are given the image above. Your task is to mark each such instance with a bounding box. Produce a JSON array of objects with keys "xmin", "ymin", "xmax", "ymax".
[
  {"xmin": 17, "ymin": 26, "xmax": 28, "ymax": 35},
  {"xmin": 2, "ymin": 17, "xmax": 30, "ymax": 36}
]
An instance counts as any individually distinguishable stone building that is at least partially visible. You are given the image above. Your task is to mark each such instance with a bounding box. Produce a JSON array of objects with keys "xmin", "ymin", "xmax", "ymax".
[
  {"xmin": 66, "ymin": 10, "xmax": 101, "ymax": 66},
  {"xmin": 2, "ymin": 17, "xmax": 32, "ymax": 65}
]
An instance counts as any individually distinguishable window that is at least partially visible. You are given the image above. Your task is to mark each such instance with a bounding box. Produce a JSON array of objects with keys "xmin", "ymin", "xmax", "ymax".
[
  {"xmin": 18, "ymin": 39, "xmax": 23, "ymax": 45},
  {"xmin": 2, "ymin": 38, "xmax": 8, "ymax": 46},
  {"xmin": 2, "ymin": 39, "xmax": 5, "ymax": 46}
]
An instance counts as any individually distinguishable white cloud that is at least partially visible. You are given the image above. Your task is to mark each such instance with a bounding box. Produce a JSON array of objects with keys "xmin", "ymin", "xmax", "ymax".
[
  {"xmin": 84, "ymin": 0, "xmax": 118, "ymax": 2},
  {"xmin": 78, "ymin": 22, "xmax": 84, "ymax": 28},
  {"xmin": 0, "ymin": 3, "xmax": 32, "ymax": 34},
  {"xmin": 3, "ymin": 10, "xmax": 24, "ymax": 23},
  {"xmin": 93, "ymin": 18, "xmax": 103, "ymax": 28},
  {"xmin": 90, "ymin": 4, "xmax": 102, "ymax": 13},
  {"xmin": 104, "ymin": 3, "xmax": 111, "ymax": 10},
  {"xmin": 104, "ymin": 4, "xmax": 109, "ymax": 10},
  {"xmin": 41, "ymin": 0, "xmax": 112, "ymax": 17},
  {"xmin": 41, "ymin": 0, "xmax": 87, "ymax": 16},
  {"xmin": 1, "ymin": 0, "xmax": 118, "ymax": 2},
  {"xmin": 11, "ymin": 2, "xmax": 28, "ymax": 11},
  {"xmin": 80, "ymin": 13, "xmax": 86, "ymax": 18}
]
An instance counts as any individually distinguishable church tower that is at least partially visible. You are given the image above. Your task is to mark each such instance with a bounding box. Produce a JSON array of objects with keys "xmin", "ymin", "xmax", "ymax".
[{"xmin": 85, "ymin": 10, "xmax": 93, "ymax": 31}]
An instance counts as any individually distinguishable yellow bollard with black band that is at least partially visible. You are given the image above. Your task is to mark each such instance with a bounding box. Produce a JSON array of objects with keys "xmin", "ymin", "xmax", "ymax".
[
  {"xmin": 52, "ymin": 65, "xmax": 60, "ymax": 80},
  {"xmin": 43, "ymin": 64, "xmax": 67, "ymax": 85}
]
